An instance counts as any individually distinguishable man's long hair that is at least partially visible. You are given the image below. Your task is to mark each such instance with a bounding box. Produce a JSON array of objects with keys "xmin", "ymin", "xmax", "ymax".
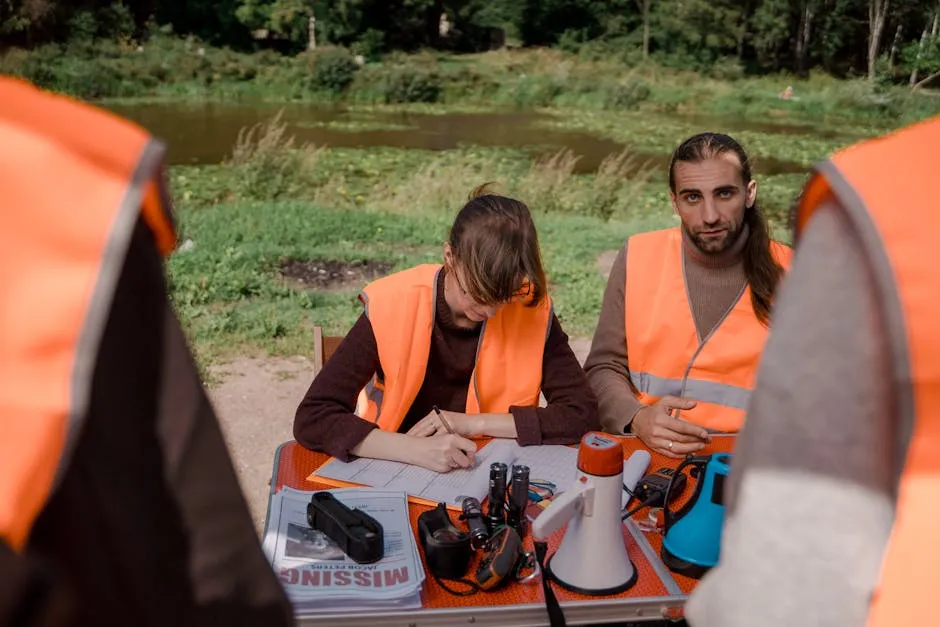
[{"xmin": 668, "ymin": 133, "xmax": 787, "ymax": 326}]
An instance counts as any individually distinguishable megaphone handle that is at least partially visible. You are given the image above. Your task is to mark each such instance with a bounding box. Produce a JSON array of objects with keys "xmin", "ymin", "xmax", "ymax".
[{"xmin": 531, "ymin": 482, "xmax": 589, "ymax": 541}]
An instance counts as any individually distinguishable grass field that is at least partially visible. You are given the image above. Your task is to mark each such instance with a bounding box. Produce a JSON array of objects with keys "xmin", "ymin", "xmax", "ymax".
[
  {"xmin": 166, "ymin": 126, "xmax": 679, "ymax": 365},
  {"xmin": 89, "ymin": 37, "xmax": 926, "ymax": 367}
]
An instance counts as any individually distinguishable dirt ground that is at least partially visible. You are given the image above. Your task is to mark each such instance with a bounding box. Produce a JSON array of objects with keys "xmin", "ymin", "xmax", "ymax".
[
  {"xmin": 206, "ymin": 250, "xmax": 617, "ymax": 535},
  {"xmin": 279, "ymin": 257, "xmax": 393, "ymax": 291}
]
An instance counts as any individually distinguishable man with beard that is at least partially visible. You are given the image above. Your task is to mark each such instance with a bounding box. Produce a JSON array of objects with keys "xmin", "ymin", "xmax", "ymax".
[{"xmin": 584, "ymin": 132, "xmax": 792, "ymax": 458}]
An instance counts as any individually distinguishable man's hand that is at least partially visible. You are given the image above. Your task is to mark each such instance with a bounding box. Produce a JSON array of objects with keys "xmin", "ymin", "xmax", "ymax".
[
  {"xmin": 630, "ymin": 396, "xmax": 711, "ymax": 458},
  {"xmin": 404, "ymin": 433, "xmax": 477, "ymax": 472},
  {"xmin": 406, "ymin": 409, "xmax": 481, "ymax": 438}
]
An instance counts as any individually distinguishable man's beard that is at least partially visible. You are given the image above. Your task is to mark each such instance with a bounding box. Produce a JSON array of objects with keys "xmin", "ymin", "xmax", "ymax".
[{"xmin": 685, "ymin": 219, "xmax": 745, "ymax": 254}]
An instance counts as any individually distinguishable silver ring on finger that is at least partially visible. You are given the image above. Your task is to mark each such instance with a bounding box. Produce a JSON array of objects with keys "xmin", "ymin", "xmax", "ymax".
[{"xmin": 668, "ymin": 440, "xmax": 674, "ymax": 450}]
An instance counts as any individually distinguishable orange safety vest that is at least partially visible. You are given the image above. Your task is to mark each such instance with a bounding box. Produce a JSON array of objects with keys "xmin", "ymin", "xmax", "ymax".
[
  {"xmin": 355, "ymin": 264, "xmax": 551, "ymax": 430},
  {"xmin": 794, "ymin": 116, "xmax": 940, "ymax": 627},
  {"xmin": 624, "ymin": 228, "xmax": 792, "ymax": 432},
  {"xmin": 0, "ymin": 77, "xmax": 176, "ymax": 551}
]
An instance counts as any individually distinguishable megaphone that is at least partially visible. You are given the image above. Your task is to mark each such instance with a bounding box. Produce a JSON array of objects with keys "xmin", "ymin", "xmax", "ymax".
[
  {"xmin": 532, "ymin": 432, "xmax": 651, "ymax": 594},
  {"xmin": 661, "ymin": 453, "xmax": 732, "ymax": 579}
]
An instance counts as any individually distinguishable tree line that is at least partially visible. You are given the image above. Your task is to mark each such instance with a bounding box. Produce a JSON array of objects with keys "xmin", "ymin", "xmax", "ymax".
[{"xmin": 2, "ymin": 0, "xmax": 939, "ymax": 86}]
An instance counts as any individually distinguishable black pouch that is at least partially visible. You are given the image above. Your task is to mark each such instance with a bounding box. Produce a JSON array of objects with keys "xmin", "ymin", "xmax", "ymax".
[{"xmin": 417, "ymin": 503, "xmax": 472, "ymax": 580}]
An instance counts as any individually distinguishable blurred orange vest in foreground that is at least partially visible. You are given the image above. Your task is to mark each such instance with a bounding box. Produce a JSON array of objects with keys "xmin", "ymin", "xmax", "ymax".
[
  {"xmin": 0, "ymin": 77, "xmax": 176, "ymax": 551},
  {"xmin": 795, "ymin": 115, "xmax": 940, "ymax": 627}
]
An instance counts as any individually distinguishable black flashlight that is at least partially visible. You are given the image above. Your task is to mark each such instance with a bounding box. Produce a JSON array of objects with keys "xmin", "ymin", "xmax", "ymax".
[
  {"xmin": 487, "ymin": 462, "xmax": 508, "ymax": 528},
  {"xmin": 507, "ymin": 464, "xmax": 530, "ymax": 534}
]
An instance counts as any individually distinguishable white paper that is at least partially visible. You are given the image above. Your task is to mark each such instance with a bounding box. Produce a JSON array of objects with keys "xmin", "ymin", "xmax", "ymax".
[
  {"xmin": 263, "ymin": 487, "xmax": 425, "ymax": 612},
  {"xmin": 312, "ymin": 439, "xmax": 581, "ymax": 507}
]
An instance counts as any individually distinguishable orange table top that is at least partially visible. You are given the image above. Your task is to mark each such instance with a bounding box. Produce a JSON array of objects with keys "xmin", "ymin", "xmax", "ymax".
[{"xmin": 266, "ymin": 435, "xmax": 737, "ymax": 626}]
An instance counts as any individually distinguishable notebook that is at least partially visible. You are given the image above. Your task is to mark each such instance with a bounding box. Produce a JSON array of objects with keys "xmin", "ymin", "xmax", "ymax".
[{"xmin": 307, "ymin": 439, "xmax": 579, "ymax": 510}]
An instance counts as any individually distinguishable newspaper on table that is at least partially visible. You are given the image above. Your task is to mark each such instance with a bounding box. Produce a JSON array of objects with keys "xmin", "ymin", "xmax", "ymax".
[{"xmin": 263, "ymin": 486, "xmax": 426, "ymax": 613}]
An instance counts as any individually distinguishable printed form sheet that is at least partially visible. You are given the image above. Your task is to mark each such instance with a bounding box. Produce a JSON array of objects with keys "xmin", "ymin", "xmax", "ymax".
[{"xmin": 312, "ymin": 439, "xmax": 580, "ymax": 507}]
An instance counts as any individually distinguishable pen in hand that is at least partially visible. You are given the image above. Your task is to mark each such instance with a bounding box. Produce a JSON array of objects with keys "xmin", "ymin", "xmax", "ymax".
[
  {"xmin": 433, "ymin": 405, "xmax": 456, "ymax": 435},
  {"xmin": 433, "ymin": 405, "xmax": 475, "ymax": 468}
]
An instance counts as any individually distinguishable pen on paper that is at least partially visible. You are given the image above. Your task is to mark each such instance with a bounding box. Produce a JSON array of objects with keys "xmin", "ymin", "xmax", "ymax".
[
  {"xmin": 433, "ymin": 405, "xmax": 456, "ymax": 434},
  {"xmin": 434, "ymin": 405, "xmax": 477, "ymax": 469}
]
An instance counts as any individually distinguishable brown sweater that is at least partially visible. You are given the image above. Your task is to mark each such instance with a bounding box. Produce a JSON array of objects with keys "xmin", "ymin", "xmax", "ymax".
[
  {"xmin": 295, "ymin": 268, "xmax": 599, "ymax": 460},
  {"xmin": 584, "ymin": 225, "xmax": 751, "ymax": 434}
]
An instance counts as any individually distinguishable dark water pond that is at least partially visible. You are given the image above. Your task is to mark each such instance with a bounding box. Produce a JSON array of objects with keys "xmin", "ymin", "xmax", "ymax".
[{"xmin": 106, "ymin": 101, "xmax": 811, "ymax": 175}]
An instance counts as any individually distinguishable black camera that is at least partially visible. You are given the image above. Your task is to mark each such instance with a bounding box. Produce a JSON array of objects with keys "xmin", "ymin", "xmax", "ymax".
[
  {"xmin": 417, "ymin": 503, "xmax": 472, "ymax": 580},
  {"xmin": 460, "ymin": 496, "xmax": 490, "ymax": 550}
]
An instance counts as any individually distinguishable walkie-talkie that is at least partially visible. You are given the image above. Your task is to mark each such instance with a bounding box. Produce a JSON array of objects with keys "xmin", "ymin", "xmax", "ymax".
[{"xmin": 633, "ymin": 467, "xmax": 687, "ymax": 508}]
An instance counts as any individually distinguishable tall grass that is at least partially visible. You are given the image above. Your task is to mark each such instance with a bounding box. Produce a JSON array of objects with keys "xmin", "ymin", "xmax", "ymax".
[
  {"xmin": 227, "ymin": 110, "xmax": 325, "ymax": 200},
  {"xmin": 512, "ymin": 147, "xmax": 657, "ymax": 220},
  {"xmin": 589, "ymin": 149, "xmax": 658, "ymax": 221},
  {"xmin": 368, "ymin": 153, "xmax": 500, "ymax": 216},
  {"xmin": 219, "ymin": 112, "xmax": 663, "ymax": 224},
  {"xmin": 520, "ymin": 149, "xmax": 582, "ymax": 214}
]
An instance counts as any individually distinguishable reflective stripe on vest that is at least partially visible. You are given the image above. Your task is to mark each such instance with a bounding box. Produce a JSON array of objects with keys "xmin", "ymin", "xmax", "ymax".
[
  {"xmin": 0, "ymin": 77, "xmax": 177, "ymax": 550},
  {"xmin": 355, "ymin": 264, "xmax": 551, "ymax": 430},
  {"xmin": 625, "ymin": 228, "xmax": 792, "ymax": 432},
  {"xmin": 794, "ymin": 116, "xmax": 940, "ymax": 627}
]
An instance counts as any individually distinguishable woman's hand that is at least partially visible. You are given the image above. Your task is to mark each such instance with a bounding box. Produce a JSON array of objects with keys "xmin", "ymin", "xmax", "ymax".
[
  {"xmin": 407, "ymin": 409, "xmax": 482, "ymax": 438},
  {"xmin": 351, "ymin": 429, "xmax": 477, "ymax": 472},
  {"xmin": 630, "ymin": 396, "xmax": 711, "ymax": 458},
  {"xmin": 405, "ymin": 433, "xmax": 477, "ymax": 472}
]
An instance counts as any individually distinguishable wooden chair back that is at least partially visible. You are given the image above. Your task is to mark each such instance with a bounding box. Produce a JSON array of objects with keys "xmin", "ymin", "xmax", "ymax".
[{"xmin": 312, "ymin": 325, "xmax": 344, "ymax": 377}]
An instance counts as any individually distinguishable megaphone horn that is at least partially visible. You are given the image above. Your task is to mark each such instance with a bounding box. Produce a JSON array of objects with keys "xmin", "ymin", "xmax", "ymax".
[{"xmin": 531, "ymin": 432, "xmax": 651, "ymax": 595}]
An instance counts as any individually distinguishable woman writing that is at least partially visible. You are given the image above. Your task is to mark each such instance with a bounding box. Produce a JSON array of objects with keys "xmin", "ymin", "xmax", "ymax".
[{"xmin": 294, "ymin": 184, "xmax": 599, "ymax": 472}]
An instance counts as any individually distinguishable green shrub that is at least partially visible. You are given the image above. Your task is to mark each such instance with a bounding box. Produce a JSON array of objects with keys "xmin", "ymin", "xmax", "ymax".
[
  {"xmin": 557, "ymin": 29, "xmax": 589, "ymax": 54},
  {"xmin": 308, "ymin": 47, "xmax": 359, "ymax": 93},
  {"xmin": 381, "ymin": 67, "xmax": 441, "ymax": 103},
  {"xmin": 68, "ymin": 11, "xmax": 99, "ymax": 43},
  {"xmin": 708, "ymin": 57, "xmax": 745, "ymax": 82},
  {"xmin": 501, "ymin": 76, "xmax": 563, "ymax": 107},
  {"xmin": 17, "ymin": 46, "xmax": 144, "ymax": 99},
  {"xmin": 98, "ymin": 2, "xmax": 136, "ymax": 40},
  {"xmin": 16, "ymin": 45, "xmax": 63, "ymax": 86},
  {"xmin": 607, "ymin": 77, "xmax": 651, "ymax": 109},
  {"xmin": 352, "ymin": 29, "xmax": 385, "ymax": 62}
]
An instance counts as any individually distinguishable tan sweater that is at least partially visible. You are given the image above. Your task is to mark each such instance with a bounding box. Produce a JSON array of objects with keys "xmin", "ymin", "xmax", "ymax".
[{"xmin": 584, "ymin": 225, "xmax": 751, "ymax": 434}]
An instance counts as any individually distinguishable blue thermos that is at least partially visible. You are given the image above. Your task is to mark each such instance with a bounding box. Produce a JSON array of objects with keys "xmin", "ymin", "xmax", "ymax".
[{"xmin": 661, "ymin": 453, "xmax": 732, "ymax": 579}]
